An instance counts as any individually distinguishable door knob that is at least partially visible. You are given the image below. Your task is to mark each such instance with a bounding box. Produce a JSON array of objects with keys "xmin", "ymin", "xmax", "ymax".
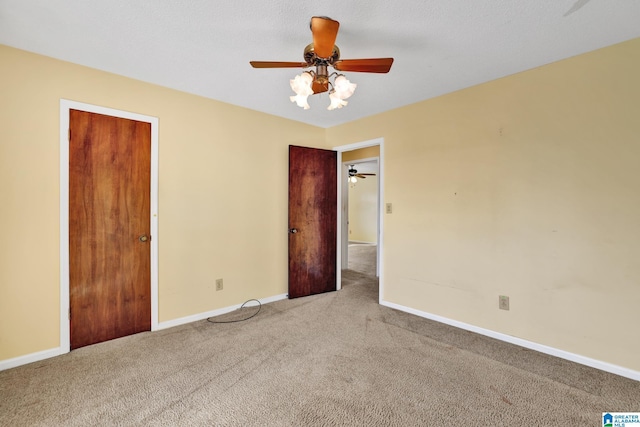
[
  {"xmin": 139, "ymin": 234, "xmax": 149, "ymax": 243},
  {"xmin": 289, "ymin": 228, "xmax": 298, "ymax": 234}
]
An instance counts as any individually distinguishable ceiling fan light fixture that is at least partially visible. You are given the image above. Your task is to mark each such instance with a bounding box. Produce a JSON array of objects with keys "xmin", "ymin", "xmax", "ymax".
[
  {"xmin": 251, "ymin": 16, "xmax": 393, "ymax": 112},
  {"xmin": 290, "ymin": 71, "xmax": 356, "ymax": 111}
]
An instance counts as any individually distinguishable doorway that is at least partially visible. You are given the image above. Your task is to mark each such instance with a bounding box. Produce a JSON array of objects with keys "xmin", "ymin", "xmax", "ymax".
[
  {"xmin": 344, "ymin": 159, "xmax": 379, "ymax": 275},
  {"xmin": 334, "ymin": 138, "xmax": 384, "ymax": 302},
  {"xmin": 59, "ymin": 100, "xmax": 159, "ymax": 352}
]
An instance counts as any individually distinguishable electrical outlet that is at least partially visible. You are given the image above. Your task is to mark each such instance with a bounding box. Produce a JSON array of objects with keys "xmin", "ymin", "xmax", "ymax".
[
  {"xmin": 386, "ymin": 203, "xmax": 393, "ymax": 214},
  {"xmin": 216, "ymin": 278, "xmax": 223, "ymax": 291},
  {"xmin": 499, "ymin": 295, "xmax": 509, "ymax": 311}
]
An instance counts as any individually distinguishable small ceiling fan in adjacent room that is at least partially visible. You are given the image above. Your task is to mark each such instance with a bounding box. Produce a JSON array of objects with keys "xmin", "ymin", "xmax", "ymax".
[
  {"xmin": 250, "ymin": 16, "xmax": 394, "ymax": 110},
  {"xmin": 348, "ymin": 165, "xmax": 376, "ymax": 183}
]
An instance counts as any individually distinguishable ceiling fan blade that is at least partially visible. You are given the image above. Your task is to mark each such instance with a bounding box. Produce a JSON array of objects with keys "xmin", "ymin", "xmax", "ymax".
[
  {"xmin": 250, "ymin": 61, "xmax": 308, "ymax": 68},
  {"xmin": 358, "ymin": 173, "xmax": 376, "ymax": 176},
  {"xmin": 355, "ymin": 174, "xmax": 367, "ymax": 179},
  {"xmin": 334, "ymin": 58, "xmax": 394, "ymax": 73},
  {"xmin": 312, "ymin": 80, "xmax": 329, "ymax": 94},
  {"xmin": 310, "ymin": 16, "xmax": 339, "ymax": 58}
]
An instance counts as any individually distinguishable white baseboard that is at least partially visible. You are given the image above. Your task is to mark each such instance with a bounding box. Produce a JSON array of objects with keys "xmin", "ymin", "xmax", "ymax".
[
  {"xmin": 0, "ymin": 347, "xmax": 67, "ymax": 372},
  {"xmin": 380, "ymin": 299, "xmax": 640, "ymax": 382},
  {"xmin": 156, "ymin": 293, "xmax": 288, "ymax": 330},
  {"xmin": 1, "ymin": 294, "xmax": 289, "ymax": 371}
]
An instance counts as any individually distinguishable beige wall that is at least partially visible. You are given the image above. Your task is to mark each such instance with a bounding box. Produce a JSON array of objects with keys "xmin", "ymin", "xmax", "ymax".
[
  {"xmin": 3, "ymin": 37, "xmax": 640, "ymax": 374},
  {"xmin": 328, "ymin": 38, "xmax": 640, "ymax": 371},
  {"xmin": 342, "ymin": 146, "xmax": 379, "ymax": 162},
  {"xmin": 348, "ymin": 176, "xmax": 378, "ymax": 243},
  {"xmin": 0, "ymin": 45, "xmax": 326, "ymax": 360}
]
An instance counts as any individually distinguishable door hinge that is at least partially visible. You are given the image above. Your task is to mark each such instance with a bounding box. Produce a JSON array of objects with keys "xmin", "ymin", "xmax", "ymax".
[
  {"xmin": 68, "ymin": 128, "xmax": 71, "ymax": 142},
  {"xmin": 68, "ymin": 307, "xmax": 71, "ymax": 320}
]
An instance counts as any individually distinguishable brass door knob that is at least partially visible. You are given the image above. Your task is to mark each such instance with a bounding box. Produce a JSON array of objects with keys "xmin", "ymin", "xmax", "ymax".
[{"xmin": 139, "ymin": 234, "xmax": 149, "ymax": 243}]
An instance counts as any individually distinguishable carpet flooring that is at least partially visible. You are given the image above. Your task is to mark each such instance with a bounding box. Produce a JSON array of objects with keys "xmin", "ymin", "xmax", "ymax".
[{"xmin": 1, "ymin": 246, "xmax": 638, "ymax": 426}]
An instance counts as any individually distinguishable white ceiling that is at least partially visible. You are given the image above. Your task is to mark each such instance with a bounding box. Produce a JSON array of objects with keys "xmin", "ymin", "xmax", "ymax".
[{"xmin": 1, "ymin": 0, "xmax": 639, "ymax": 128}]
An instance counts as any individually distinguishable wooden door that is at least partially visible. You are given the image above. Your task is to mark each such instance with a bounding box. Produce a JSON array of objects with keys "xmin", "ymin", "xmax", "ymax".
[
  {"xmin": 69, "ymin": 109, "xmax": 151, "ymax": 349},
  {"xmin": 288, "ymin": 145, "xmax": 337, "ymax": 298}
]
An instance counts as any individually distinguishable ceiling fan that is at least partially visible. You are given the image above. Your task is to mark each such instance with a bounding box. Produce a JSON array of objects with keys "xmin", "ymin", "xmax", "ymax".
[
  {"xmin": 250, "ymin": 16, "xmax": 394, "ymax": 110},
  {"xmin": 348, "ymin": 165, "xmax": 376, "ymax": 183}
]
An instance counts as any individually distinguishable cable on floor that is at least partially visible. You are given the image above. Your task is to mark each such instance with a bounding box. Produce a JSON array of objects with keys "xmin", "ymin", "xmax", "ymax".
[{"xmin": 206, "ymin": 299, "xmax": 261, "ymax": 324}]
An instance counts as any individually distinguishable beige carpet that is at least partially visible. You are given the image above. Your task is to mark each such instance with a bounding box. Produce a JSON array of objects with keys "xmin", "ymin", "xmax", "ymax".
[
  {"xmin": 1, "ymin": 248, "xmax": 639, "ymax": 425},
  {"xmin": 347, "ymin": 243, "xmax": 377, "ymax": 276}
]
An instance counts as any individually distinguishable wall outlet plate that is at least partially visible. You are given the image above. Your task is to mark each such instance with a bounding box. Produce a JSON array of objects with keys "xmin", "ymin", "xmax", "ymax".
[
  {"xmin": 499, "ymin": 295, "xmax": 509, "ymax": 310},
  {"xmin": 216, "ymin": 278, "xmax": 223, "ymax": 291}
]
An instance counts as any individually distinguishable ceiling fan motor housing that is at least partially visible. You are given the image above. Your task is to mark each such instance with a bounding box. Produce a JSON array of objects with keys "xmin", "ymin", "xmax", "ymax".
[{"xmin": 304, "ymin": 43, "xmax": 340, "ymax": 65}]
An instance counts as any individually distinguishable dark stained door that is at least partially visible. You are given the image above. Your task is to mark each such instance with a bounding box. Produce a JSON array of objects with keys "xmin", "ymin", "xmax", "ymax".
[
  {"xmin": 288, "ymin": 145, "xmax": 337, "ymax": 298},
  {"xmin": 69, "ymin": 109, "xmax": 151, "ymax": 349}
]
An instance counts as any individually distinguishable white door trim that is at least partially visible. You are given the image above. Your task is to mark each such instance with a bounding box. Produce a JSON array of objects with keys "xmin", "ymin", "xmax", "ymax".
[
  {"xmin": 333, "ymin": 138, "xmax": 384, "ymax": 302},
  {"xmin": 59, "ymin": 99, "xmax": 159, "ymax": 353}
]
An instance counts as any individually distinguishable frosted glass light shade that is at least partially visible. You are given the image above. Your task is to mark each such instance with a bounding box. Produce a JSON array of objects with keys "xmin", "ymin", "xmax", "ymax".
[
  {"xmin": 328, "ymin": 91, "xmax": 348, "ymax": 110},
  {"xmin": 290, "ymin": 72, "xmax": 314, "ymax": 96},
  {"xmin": 333, "ymin": 75, "xmax": 356, "ymax": 99},
  {"xmin": 289, "ymin": 72, "xmax": 313, "ymax": 109},
  {"xmin": 290, "ymin": 94, "xmax": 310, "ymax": 109}
]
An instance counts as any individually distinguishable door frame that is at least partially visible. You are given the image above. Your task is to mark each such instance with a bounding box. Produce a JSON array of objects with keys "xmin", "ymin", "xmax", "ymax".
[
  {"xmin": 333, "ymin": 138, "xmax": 384, "ymax": 302},
  {"xmin": 59, "ymin": 99, "xmax": 159, "ymax": 352}
]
